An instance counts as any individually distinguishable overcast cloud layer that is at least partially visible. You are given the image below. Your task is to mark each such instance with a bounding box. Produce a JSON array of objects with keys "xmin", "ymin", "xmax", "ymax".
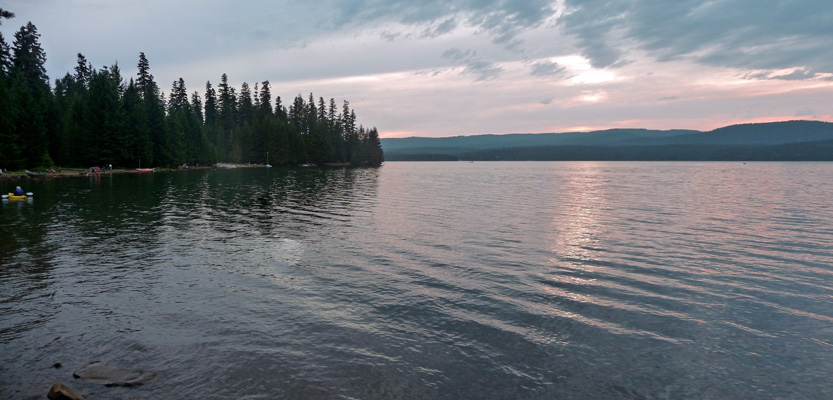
[{"xmin": 3, "ymin": 0, "xmax": 832, "ymax": 137}]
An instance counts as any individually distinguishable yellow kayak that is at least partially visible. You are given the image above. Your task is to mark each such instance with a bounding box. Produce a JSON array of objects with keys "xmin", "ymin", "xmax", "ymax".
[{"xmin": 6, "ymin": 192, "xmax": 28, "ymax": 200}]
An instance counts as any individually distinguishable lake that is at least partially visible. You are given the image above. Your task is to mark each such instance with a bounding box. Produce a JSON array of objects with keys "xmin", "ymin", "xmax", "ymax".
[{"xmin": 2, "ymin": 162, "xmax": 833, "ymax": 399}]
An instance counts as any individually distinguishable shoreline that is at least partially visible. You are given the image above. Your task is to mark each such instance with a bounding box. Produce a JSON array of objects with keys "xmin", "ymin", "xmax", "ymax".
[{"xmin": 0, "ymin": 164, "xmax": 264, "ymax": 181}]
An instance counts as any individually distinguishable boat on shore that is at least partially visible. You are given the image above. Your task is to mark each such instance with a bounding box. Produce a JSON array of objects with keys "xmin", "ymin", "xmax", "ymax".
[{"xmin": 136, "ymin": 168, "xmax": 153, "ymax": 172}]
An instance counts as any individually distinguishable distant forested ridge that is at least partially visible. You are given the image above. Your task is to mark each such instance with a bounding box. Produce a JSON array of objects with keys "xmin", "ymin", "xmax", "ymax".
[
  {"xmin": 382, "ymin": 121, "xmax": 833, "ymax": 161},
  {"xmin": 0, "ymin": 19, "xmax": 383, "ymax": 170}
]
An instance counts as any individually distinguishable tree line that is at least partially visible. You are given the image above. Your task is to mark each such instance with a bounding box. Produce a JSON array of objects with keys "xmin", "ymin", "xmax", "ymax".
[{"xmin": 0, "ymin": 17, "xmax": 383, "ymax": 170}]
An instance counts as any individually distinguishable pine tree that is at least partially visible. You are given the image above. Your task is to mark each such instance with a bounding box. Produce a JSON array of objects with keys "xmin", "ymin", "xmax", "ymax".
[
  {"xmin": 191, "ymin": 91, "xmax": 203, "ymax": 123},
  {"xmin": 86, "ymin": 67, "xmax": 124, "ymax": 165},
  {"xmin": 136, "ymin": 52, "xmax": 152, "ymax": 94},
  {"xmin": 317, "ymin": 96, "xmax": 327, "ymax": 123},
  {"xmin": 11, "ymin": 22, "xmax": 51, "ymax": 168},
  {"xmin": 0, "ymin": 31, "xmax": 15, "ymax": 170},
  {"xmin": 238, "ymin": 82, "xmax": 253, "ymax": 124},
  {"xmin": 366, "ymin": 127, "xmax": 384, "ymax": 166},
  {"xmin": 204, "ymin": 81, "xmax": 218, "ymax": 127},
  {"xmin": 74, "ymin": 53, "xmax": 91, "ymax": 90},
  {"xmin": 0, "ymin": 33, "xmax": 11, "ymax": 77},
  {"xmin": 258, "ymin": 80, "xmax": 272, "ymax": 116},
  {"xmin": 136, "ymin": 53, "xmax": 167, "ymax": 166},
  {"xmin": 275, "ymin": 96, "xmax": 286, "ymax": 121},
  {"xmin": 123, "ymin": 79, "xmax": 152, "ymax": 167}
]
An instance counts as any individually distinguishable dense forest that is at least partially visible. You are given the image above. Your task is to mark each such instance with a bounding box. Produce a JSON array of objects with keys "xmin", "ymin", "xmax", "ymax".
[
  {"xmin": 0, "ymin": 16, "xmax": 383, "ymax": 170},
  {"xmin": 382, "ymin": 121, "xmax": 833, "ymax": 161}
]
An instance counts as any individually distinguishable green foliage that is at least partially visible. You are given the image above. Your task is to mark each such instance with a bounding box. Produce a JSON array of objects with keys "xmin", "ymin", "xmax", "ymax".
[
  {"xmin": 41, "ymin": 150, "xmax": 54, "ymax": 167},
  {"xmin": 2, "ymin": 24, "xmax": 384, "ymax": 169}
]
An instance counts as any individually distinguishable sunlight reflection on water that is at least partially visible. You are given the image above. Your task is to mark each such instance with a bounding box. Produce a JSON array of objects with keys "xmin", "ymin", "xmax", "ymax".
[{"xmin": 1, "ymin": 163, "xmax": 833, "ymax": 399}]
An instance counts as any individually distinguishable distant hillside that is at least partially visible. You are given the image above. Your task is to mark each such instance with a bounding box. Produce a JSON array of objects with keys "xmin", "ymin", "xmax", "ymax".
[{"xmin": 381, "ymin": 120, "xmax": 833, "ymax": 161}]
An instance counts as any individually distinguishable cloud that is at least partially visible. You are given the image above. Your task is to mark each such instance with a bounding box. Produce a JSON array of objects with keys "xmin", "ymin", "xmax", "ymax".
[
  {"xmin": 463, "ymin": 59, "xmax": 503, "ymax": 81},
  {"xmin": 742, "ymin": 66, "xmax": 833, "ymax": 81},
  {"xmin": 530, "ymin": 60, "xmax": 567, "ymax": 77},
  {"xmin": 561, "ymin": 0, "xmax": 833, "ymax": 77},
  {"xmin": 323, "ymin": 0, "xmax": 557, "ymax": 49},
  {"xmin": 441, "ymin": 48, "xmax": 476, "ymax": 62},
  {"xmin": 442, "ymin": 47, "xmax": 501, "ymax": 81},
  {"xmin": 422, "ymin": 17, "xmax": 458, "ymax": 38}
]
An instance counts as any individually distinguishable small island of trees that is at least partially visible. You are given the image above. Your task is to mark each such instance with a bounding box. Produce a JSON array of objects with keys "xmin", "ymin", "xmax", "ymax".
[{"xmin": 0, "ymin": 15, "xmax": 384, "ymax": 171}]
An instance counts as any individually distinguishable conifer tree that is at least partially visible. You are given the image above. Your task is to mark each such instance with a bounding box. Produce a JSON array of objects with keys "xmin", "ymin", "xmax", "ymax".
[
  {"xmin": 74, "ymin": 53, "xmax": 91, "ymax": 90},
  {"xmin": 191, "ymin": 91, "xmax": 203, "ymax": 123},
  {"xmin": 238, "ymin": 82, "xmax": 253, "ymax": 124},
  {"xmin": 136, "ymin": 52, "xmax": 166, "ymax": 166},
  {"xmin": 275, "ymin": 96, "xmax": 286, "ymax": 121},
  {"xmin": 123, "ymin": 79, "xmax": 152, "ymax": 167},
  {"xmin": 86, "ymin": 66, "xmax": 125, "ymax": 165},
  {"xmin": 204, "ymin": 81, "xmax": 218, "ymax": 127},
  {"xmin": 0, "ymin": 33, "xmax": 11, "ymax": 77},
  {"xmin": 258, "ymin": 80, "xmax": 272, "ymax": 116},
  {"xmin": 366, "ymin": 127, "xmax": 384, "ymax": 166},
  {"xmin": 10, "ymin": 22, "xmax": 51, "ymax": 168},
  {"xmin": 0, "ymin": 30, "xmax": 15, "ymax": 169}
]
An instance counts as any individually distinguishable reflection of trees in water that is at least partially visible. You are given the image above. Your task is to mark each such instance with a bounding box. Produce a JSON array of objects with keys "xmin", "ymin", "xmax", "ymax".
[
  {"xmin": 144, "ymin": 167, "xmax": 380, "ymax": 239},
  {"xmin": 0, "ymin": 197, "xmax": 51, "ymax": 277}
]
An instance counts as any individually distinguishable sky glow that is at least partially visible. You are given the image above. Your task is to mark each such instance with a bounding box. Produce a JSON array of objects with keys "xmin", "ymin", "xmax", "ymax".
[{"xmin": 2, "ymin": 0, "xmax": 832, "ymax": 138}]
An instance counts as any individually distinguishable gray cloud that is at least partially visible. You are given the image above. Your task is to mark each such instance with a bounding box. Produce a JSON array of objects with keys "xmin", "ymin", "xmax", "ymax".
[
  {"xmin": 745, "ymin": 68, "xmax": 819, "ymax": 81},
  {"xmin": 442, "ymin": 47, "xmax": 501, "ymax": 81},
  {"xmin": 561, "ymin": 0, "xmax": 833, "ymax": 77},
  {"xmin": 441, "ymin": 48, "xmax": 476, "ymax": 62},
  {"xmin": 422, "ymin": 17, "xmax": 458, "ymax": 39},
  {"xmin": 325, "ymin": 0, "xmax": 556, "ymax": 48},
  {"xmin": 530, "ymin": 60, "xmax": 567, "ymax": 77},
  {"xmin": 463, "ymin": 59, "xmax": 503, "ymax": 81}
]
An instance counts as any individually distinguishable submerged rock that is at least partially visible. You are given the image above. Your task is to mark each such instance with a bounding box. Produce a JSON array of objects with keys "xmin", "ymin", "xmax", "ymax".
[
  {"xmin": 73, "ymin": 361, "xmax": 157, "ymax": 387},
  {"xmin": 47, "ymin": 382, "xmax": 87, "ymax": 400}
]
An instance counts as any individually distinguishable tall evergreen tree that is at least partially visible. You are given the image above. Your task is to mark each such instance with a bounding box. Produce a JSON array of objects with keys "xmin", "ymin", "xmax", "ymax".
[
  {"xmin": 258, "ymin": 80, "xmax": 272, "ymax": 116},
  {"xmin": 204, "ymin": 80, "xmax": 218, "ymax": 127},
  {"xmin": 74, "ymin": 53, "xmax": 91, "ymax": 90},
  {"xmin": 217, "ymin": 73, "xmax": 236, "ymax": 129},
  {"xmin": 10, "ymin": 22, "xmax": 51, "ymax": 168},
  {"xmin": 136, "ymin": 53, "xmax": 166, "ymax": 166},
  {"xmin": 366, "ymin": 127, "xmax": 384, "ymax": 166},
  {"xmin": 122, "ymin": 78, "xmax": 152, "ymax": 167},
  {"xmin": 238, "ymin": 82, "xmax": 253, "ymax": 123},
  {"xmin": 86, "ymin": 67, "xmax": 125, "ymax": 165},
  {"xmin": 136, "ymin": 52, "xmax": 152, "ymax": 94},
  {"xmin": 0, "ymin": 33, "xmax": 11, "ymax": 77},
  {"xmin": 275, "ymin": 95, "xmax": 287, "ymax": 121},
  {"xmin": 0, "ymin": 30, "xmax": 15, "ymax": 169},
  {"xmin": 191, "ymin": 91, "xmax": 203, "ymax": 123}
]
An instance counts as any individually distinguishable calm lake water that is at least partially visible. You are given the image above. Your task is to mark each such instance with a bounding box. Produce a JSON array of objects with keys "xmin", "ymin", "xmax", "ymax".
[{"xmin": 2, "ymin": 162, "xmax": 833, "ymax": 399}]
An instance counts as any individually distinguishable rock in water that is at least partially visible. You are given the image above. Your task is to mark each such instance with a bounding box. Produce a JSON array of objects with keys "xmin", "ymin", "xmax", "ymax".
[
  {"xmin": 47, "ymin": 382, "xmax": 87, "ymax": 400},
  {"xmin": 73, "ymin": 361, "xmax": 157, "ymax": 387}
]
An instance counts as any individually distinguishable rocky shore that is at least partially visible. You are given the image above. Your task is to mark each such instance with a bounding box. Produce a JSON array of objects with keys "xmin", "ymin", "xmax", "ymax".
[{"xmin": 24, "ymin": 361, "xmax": 157, "ymax": 400}]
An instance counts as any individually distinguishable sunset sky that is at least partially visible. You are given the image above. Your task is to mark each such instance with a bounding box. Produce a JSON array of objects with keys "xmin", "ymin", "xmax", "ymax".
[{"xmin": 3, "ymin": 0, "xmax": 832, "ymax": 138}]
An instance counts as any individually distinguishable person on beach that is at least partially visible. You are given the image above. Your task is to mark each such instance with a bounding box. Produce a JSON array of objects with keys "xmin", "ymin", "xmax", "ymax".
[{"xmin": 15, "ymin": 186, "xmax": 24, "ymax": 196}]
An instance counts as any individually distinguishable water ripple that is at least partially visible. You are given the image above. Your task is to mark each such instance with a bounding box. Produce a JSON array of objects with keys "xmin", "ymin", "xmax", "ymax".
[{"xmin": 2, "ymin": 163, "xmax": 833, "ymax": 398}]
